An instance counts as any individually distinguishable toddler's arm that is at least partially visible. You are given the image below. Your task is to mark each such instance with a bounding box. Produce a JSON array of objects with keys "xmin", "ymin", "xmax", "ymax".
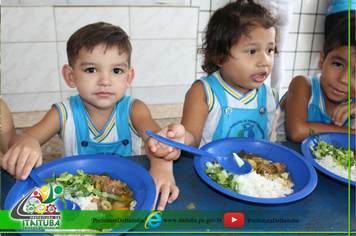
[
  {"xmin": 130, "ymin": 100, "xmax": 180, "ymax": 210},
  {"xmin": 1, "ymin": 99, "xmax": 16, "ymax": 155},
  {"xmin": 1, "ymin": 107, "xmax": 61, "ymax": 181}
]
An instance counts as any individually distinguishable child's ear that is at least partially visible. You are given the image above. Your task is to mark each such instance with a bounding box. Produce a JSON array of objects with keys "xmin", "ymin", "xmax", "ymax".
[
  {"xmin": 318, "ymin": 50, "xmax": 325, "ymax": 70},
  {"xmin": 62, "ymin": 64, "xmax": 76, "ymax": 88},
  {"xmin": 126, "ymin": 67, "xmax": 135, "ymax": 88}
]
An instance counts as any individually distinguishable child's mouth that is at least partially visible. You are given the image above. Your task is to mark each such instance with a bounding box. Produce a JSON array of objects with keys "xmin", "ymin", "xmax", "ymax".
[
  {"xmin": 331, "ymin": 87, "xmax": 347, "ymax": 96},
  {"xmin": 96, "ymin": 92, "xmax": 113, "ymax": 98},
  {"xmin": 252, "ymin": 72, "xmax": 267, "ymax": 83}
]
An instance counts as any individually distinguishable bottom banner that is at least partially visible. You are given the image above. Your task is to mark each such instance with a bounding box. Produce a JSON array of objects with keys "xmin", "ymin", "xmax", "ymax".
[{"xmin": 0, "ymin": 209, "xmax": 314, "ymax": 232}]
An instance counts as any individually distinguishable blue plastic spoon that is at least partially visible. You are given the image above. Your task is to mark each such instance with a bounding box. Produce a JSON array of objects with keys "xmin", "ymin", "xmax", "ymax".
[
  {"xmin": 146, "ymin": 130, "xmax": 252, "ymax": 175},
  {"xmin": 29, "ymin": 172, "xmax": 81, "ymax": 210}
]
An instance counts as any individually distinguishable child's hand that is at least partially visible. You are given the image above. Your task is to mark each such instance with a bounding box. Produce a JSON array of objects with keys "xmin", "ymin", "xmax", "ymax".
[
  {"xmin": 1, "ymin": 133, "xmax": 42, "ymax": 181},
  {"xmin": 149, "ymin": 162, "xmax": 179, "ymax": 211},
  {"xmin": 147, "ymin": 123, "xmax": 185, "ymax": 161},
  {"xmin": 331, "ymin": 103, "xmax": 356, "ymax": 128}
]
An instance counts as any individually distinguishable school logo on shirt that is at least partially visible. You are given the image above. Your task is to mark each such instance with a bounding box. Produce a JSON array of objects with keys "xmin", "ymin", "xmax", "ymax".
[{"xmin": 226, "ymin": 120, "xmax": 265, "ymax": 139}]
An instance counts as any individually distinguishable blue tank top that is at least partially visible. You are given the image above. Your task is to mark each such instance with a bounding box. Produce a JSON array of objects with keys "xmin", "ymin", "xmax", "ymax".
[
  {"xmin": 70, "ymin": 95, "xmax": 133, "ymax": 157},
  {"xmin": 203, "ymin": 75, "xmax": 269, "ymax": 140}
]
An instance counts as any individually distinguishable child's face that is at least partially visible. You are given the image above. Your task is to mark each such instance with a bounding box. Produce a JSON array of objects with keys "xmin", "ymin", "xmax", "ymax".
[
  {"xmin": 219, "ymin": 26, "xmax": 276, "ymax": 94},
  {"xmin": 318, "ymin": 45, "xmax": 355, "ymax": 102},
  {"xmin": 65, "ymin": 44, "xmax": 134, "ymax": 111}
]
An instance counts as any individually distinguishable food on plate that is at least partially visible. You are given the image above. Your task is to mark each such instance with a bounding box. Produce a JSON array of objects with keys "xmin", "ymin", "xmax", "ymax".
[
  {"xmin": 205, "ymin": 150, "xmax": 294, "ymax": 198},
  {"xmin": 45, "ymin": 170, "xmax": 137, "ymax": 210},
  {"xmin": 309, "ymin": 131, "xmax": 356, "ymax": 180}
]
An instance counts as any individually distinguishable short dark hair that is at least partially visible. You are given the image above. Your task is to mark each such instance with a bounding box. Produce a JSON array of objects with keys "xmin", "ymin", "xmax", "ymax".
[
  {"xmin": 199, "ymin": 0, "xmax": 277, "ymax": 75},
  {"xmin": 323, "ymin": 16, "xmax": 356, "ymax": 59},
  {"xmin": 66, "ymin": 22, "xmax": 132, "ymax": 67}
]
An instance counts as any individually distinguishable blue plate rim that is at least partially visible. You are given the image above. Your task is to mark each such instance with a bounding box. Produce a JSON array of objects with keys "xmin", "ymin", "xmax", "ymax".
[
  {"xmin": 4, "ymin": 154, "xmax": 156, "ymax": 235},
  {"xmin": 301, "ymin": 132, "xmax": 355, "ymax": 187},
  {"xmin": 194, "ymin": 137, "xmax": 318, "ymax": 204}
]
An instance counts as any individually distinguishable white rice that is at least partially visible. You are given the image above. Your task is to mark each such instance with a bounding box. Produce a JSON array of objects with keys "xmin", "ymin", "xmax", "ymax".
[
  {"xmin": 237, "ymin": 171, "xmax": 294, "ymax": 198},
  {"xmin": 315, "ymin": 154, "xmax": 356, "ymax": 181},
  {"xmin": 64, "ymin": 194, "xmax": 99, "ymax": 210}
]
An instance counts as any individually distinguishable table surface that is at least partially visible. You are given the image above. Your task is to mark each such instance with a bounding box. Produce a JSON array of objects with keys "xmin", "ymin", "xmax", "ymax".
[{"xmin": 1, "ymin": 141, "xmax": 355, "ymax": 235}]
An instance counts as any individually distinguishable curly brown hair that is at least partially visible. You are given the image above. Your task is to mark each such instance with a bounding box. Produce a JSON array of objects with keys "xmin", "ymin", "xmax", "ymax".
[
  {"xmin": 66, "ymin": 22, "xmax": 132, "ymax": 67},
  {"xmin": 199, "ymin": 0, "xmax": 278, "ymax": 75}
]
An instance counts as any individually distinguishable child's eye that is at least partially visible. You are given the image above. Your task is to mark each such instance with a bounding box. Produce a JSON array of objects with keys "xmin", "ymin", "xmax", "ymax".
[
  {"xmin": 247, "ymin": 49, "xmax": 256, "ymax": 54},
  {"xmin": 333, "ymin": 62, "xmax": 344, "ymax": 68},
  {"xmin": 267, "ymin": 48, "xmax": 274, "ymax": 53},
  {"xmin": 113, "ymin": 68, "xmax": 123, "ymax": 74},
  {"xmin": 85, "ymin": 68, "xmax": 96, "ymax": 73}
]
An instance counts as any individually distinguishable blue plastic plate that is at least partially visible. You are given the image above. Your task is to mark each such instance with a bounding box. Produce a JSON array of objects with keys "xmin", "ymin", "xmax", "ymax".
[
  {"xmin": 4, "ymin": 154, "xmax": 156, "ymax": 235},
  {"xmin": 194, "ymin": 138, "xmax": 318, "ymax": 204},
  {"xmin": 301, "ymin": 132, "xmax": 355, "ymax": 187}
]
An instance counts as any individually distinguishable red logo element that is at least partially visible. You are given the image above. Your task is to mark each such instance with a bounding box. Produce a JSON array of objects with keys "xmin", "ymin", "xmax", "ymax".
[{"xmin": 224, "ymin": 213, "xmax": 244, "ymax": 227}]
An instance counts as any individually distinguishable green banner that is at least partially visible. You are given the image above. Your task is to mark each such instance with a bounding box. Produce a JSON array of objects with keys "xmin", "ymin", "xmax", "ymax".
[
  {"xmin": 0, "ymin": 210, "xmax": 307, "ymax": 231},
  {"xmin": 1, "ymin": 209, "xmax": 354, "ymax": 234}
]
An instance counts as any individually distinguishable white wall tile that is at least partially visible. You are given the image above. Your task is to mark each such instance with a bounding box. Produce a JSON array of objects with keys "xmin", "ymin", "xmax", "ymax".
[
  {"xmin": 2, "ymin": 42, "xmax": 61, "ymax": 94},
  {"xmin": 68, "ymin": 0, "xmax": 114, "ymax": 5},
  {"xmin": 297, "ymin": 34, "xmax": 313, "ymax": 51},
  {"xmin": 310, "ymin": 52, "xmax": 321, "ymax": 70},
  {"xmin": 299, "ymin": 15, "xmax": 316, "ymax": 33},
  {"xmin": 293, "ymin": 0, "xmax": 302, "ymax": 13},
  {"xmin": 191, "ymin": 0, "xmax": 210, "ymax": 11},
  {"xmin": 132, "ymin": 85, "xmax": 190, "ymax": 105},
  {"xmin": 312, "ymin": 34, "xmax": 324, "ymax": 52},
  {"xmin": 293, "ymin": 70, "xmax": 309, "ymax": 78},
  {"xmin": 290, "ymin": 14, "xmax": 300, "ymax": 33},
  {"xmin": 113, "ymin": 0, "xmax": 152, "ymax": 5},
  {"xmin": 285, "ymin": 33, "xmax": 297, "ymax": 51},
  {"xmin": 295, "ymin": 52, "xmax": 311, "ymax": 69},
  {"xmin": 2, "ymin": 0, "xmax": 20, "ymax": 6},
  {"xmin": 282, "ymin": 70, "xmax": 293, "ymax": 88},
  {"xmin": 130, "ymin": 7, "xmax": 198, "ymax": 39},
  {"xmin": 211, "ymin": 0, "xmax": 230, "ymax": 11},
  {"xmin": 301, "ymin": 0, "xmax": 318, "ymax": 14},
  {"xmin": 2, "ymin": 7, "xmax": 56, "ymax": 42},
  {"xmin": 315, "ymin": 15, "xmax": 325, "ymax": 33},
  {"xmin": 54, "ymin": 7, "xmax": 130, "ymax": 41},
  {"xmin": 2, "ymin": 93, "xmax": 62, "ymax": 112},
  {"xmin": 317, "ymin": 0, "xmax": 329, "ymax": 14},
  {"xmin": 131, "ymin": 39, "xmax": 196, "ymax": 87},
  {"xmin": 19, "ymin": 0, "xmax": 67, "ymax": 5},
  {"xmin": 284, "ymin": 52, "xmax": 295, "ymax": 70},
  {"xmin": 199, "ymin": 11, "xmax": 210, "ymax": 32}
]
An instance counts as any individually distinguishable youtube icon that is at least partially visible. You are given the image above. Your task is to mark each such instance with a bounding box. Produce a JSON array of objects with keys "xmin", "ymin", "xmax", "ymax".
[{"xmin": 224, "ymin": 213, "xmax": 244, "ymax": 227}]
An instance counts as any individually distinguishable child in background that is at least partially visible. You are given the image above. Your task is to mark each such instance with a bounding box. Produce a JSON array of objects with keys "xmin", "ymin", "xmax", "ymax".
[
  {"xmin": 276, "ymin": 16, "xmax": 355, "ymax": 142},
  {"xmin": 1, "ymin": 99, "xmax": 17, "ymax": 155},
  {"xmin": 149, "ymin": 0, "xmax": 279, "ymax": 152},
  {"xmin": 1, "ymin": 22, "xmax": 179, "ymax": 210}
]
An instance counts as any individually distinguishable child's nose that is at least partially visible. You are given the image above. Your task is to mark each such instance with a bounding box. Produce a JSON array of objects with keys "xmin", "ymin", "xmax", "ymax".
[
  {"xmin": 338, "ymin": 70, "xmax": 349, "ymax": 85},
  {"xmin": 258, "ymin": 53, "xmax": 270, "ymax": 67},
  {"xmin": 98, "ymin": 73, "xmax": 111, "ymax": 86}
]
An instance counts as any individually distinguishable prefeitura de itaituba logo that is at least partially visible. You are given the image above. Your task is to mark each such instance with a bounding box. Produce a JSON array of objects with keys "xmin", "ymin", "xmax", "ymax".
[{"xmin": 10, "ymin": 184, "xmax": 63, "ymax": 229}]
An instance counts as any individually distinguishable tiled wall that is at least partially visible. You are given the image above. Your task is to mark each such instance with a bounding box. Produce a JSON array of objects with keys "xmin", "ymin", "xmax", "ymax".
[
  {"xmin": 1, "ymin": 3, "xmax": 199, "ymax": 112},
  {"xmin": 1, "ymin": 0, "xmax": 327, "ymax": 112}
]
